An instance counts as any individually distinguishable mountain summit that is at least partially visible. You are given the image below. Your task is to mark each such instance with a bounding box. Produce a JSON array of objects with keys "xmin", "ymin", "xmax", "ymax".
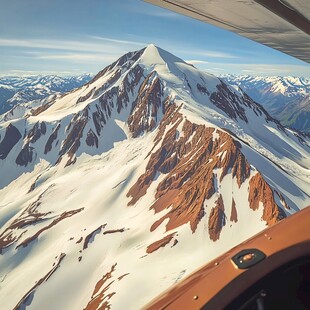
[{"xmin": 0, "ymin": 45, "xmax": 309, "ymax": 309}]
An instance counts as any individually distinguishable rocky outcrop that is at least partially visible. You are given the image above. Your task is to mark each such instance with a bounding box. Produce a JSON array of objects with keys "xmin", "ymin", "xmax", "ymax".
[
  {"xmin": 28, "ymin": 61, "xmax": 145, "ymax": 167},
  {"xmin": 210, "ymin": 81, "xmax": 248, "ymax": 122},
  {"xmin": 0, "ymin": 183, "xmax": 84, "ymax": 253},
  {"xmin": 16, "ymin": 120, "xmax": 47, "ymax": 167},
  {"xmin": 230, "ymin": 198, "xmax": 238, "ymax": 223},
  {"xmin": 86, "ymin": 129, "xmax": 99, "ymax": 148},
  {"xmin": 117, "ymin": 64, "xmax": 144, "ymax": 113},
  {"xmin": 128, "ymin": 71, "xmax": 164, "ymax": 138},
  {"xmin": 93, "ymin": 88, "xmax": 115, "ymax": 136},
  {"xmin": 44, "ymin": 123, "xmax": 61, "ymax": 154},
  {"xmin": 26, "ymin": 121, "xmax": 46, "ymax": 144},
  {"xmin": 103, "ymin": 228, "xmax": 126, "ymax": 235},
  {"xmin": 91, "ymin": 65, "xmax": 144, "ymax": 137},
  {"xmin": 30, "ymin": 101, "xmax": 53, "ymax": 116},
  {"xmin": 0, "ymin": 185, "xmax": 55, "ymax": 253},
  {"xmin": 211, "ymin": 81, "xmax": 286, "ymax": 132},
  {"xmin": 128, "ymin": 102, "xmax": 251, "ymax": 234},
  {"xmin": 127, "ymin": 102, "xmax": 182, "ymax": 205},
  {"xmin": 15, "ymin": 143, "xmax": 34, "ymax": 166},
  {"xmin": 0, "ymin": 123, "xmax": 22, "ymax": 159},
  {"xmin": 197, "ymin": 83, "xmax": 210, "ymax": 95},
  {"xmin": 208, "ymin": 195, "xmax": 226, "ymax": 241},
  {"xmin": 146, "ymin": 233, "xmax": 176, "ymax": 254},
  {"xmin": 89, "ymin": 48, "xmax": 144, "ymax": 86},
  {"xmin": 28, "ymin": 174, "xmax": 41, "ymax": 193},
  {"xmin": 77, "ymin": 87, "xmax": 95, "ymax": 104},
  {"xmin": 17, "ymin": 208, "xmax": 84, "ymax": 249},
  {"xmin": 13, "ymin": 253, "xmax": 66, "ymax": 310},
  {"xmin": 84, "ymin": 264, "xmax": 117, "ymax": 310},
  {"xmin": 83, "ymin": 225, "xmax": 106, "ymax": 250},
  {"xmin": 57, "ymin": 108, "xmax": 89, "ymax": 166},
  {"xmin": 248, "ymin": 173, "xmax": 286, "ymax": 225}
]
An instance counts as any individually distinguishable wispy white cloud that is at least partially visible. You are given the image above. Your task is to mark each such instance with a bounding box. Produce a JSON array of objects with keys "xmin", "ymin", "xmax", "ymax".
[
  {"xmin": 36, "ymin": 52, "xmax": 117, "ymax": 64},
  {"xmin": 88, "ymin": 35, "xmax": 146, "ymax": 46},
  {"xmin": 187, "ymin": 60, "xmax": 209, "ymax": 65},
  {"xmin": 0, "ymin": 37, "xmax": 145, "ymax": 54},
  {"xmin": 191, "ymin": 50, "xmax": 239, "ymax": 59},
  {"xmin": 0, "ymin": 36, "xmax": 147, "ymax": 72},
  {"xmin": 0, "ymin": 69, "xmax": 89, "ymax": 77}
]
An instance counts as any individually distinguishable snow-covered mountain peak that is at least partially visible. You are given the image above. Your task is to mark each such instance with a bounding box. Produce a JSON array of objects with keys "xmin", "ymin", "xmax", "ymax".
[
  {"xmin": 140, "ymin": 44, "xmax": 185, "ymax": 67},
  {"xmin": 0, "ymin": 46, "xmax": 309, "ymax": 310}
]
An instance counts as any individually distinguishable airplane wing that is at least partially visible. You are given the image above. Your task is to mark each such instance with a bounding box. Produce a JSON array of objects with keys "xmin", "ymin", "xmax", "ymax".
[{"xmin": 144, "ymin": 0, "xmax": 310, "ymax": 64}]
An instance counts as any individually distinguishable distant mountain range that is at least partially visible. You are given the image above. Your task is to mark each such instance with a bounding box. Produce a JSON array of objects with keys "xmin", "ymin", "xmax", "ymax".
[
  {"xmin": 0, "ymin": 74, "xmax": 92, "ymax": 114},
  {"xmin": 221, "ymin": 75, "xmax": 310, "ymax": 132},
  {"xmin": 0, "ymin": 45, "xmax": 309, "ymax": 309},
  {"xmin": 2, "ymin": 73, "xmax": 308, "ymax": 134}
]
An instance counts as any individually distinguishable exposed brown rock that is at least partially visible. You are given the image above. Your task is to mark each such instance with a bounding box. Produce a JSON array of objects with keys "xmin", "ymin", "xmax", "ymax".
[
  {"xmin": 210, "ymin": 81, "xmax": 286, "ymax": 131},
  {"xmin": 94, "ymin": 70, "xmax": 122, "ymax": 97},
  {"xmin": 230, "ymin": 198, "xmax": 238, "ymax": 223},
  {"xmin": 127, "ymin": 102, "xmax": 182, "ymax": 205},
  {"xmin": 87, "ymin": 67, "xmax": 111, "ymax": 87},
  {"xmin": 28, "ymin": 174, "xmax": 41, "ymax": 193},
  {"xmin": 118, "ymin": 273, "xmax": 129, "ymax": 281},
  {"xmin": 210, "ymin": 81, "xmax": 248, "ymax": 122},
  {"xmin": 15, "ymin": 143, "xmax": 34, "ymax": 166},
  {"xmin": 89, "ymin": 48, "xmax": 144, "ymax": 87},
  {"xmin": 117, "ymin": 64, "xmax": 144, "ymax": 113},
  {"xmin": 171, "ymin": 239, "xmax": 178, "ymax": 248},
  {"xmin": 208, "ymin": 195, "xmax": 226, "ymax": 241},
  {"xmin": 128, "ymin": 104, "xmax": 251, "ymax": 234},
  {"xmin": 248, "ymin": 173, "xmax": 286, "ymax": 226},
  {"xmin": 83, "ymin": 225, "xmax": 106, "ymax": 250},
  {"xmin": 77, "ymin": 87, "xmax": 96, "ymax": 104},
  {"xmin": 84, "ymin": 263, "xmax": 117, "ymax": 310},
  {"xmin": 16, "ymin": 207, "xmax": 84, "ymax": 249},
  {"xmin": 0, "ymin": 123, "xmax": 22, "ymax": 159},
  {"xmin": 0, "ymin": 230, "xmax": 26, "ymax": 254},
  {"xmin": 57, "ymin": 108, "xmax": 88, "ymax": 166},
  {"xmin": 92, "ymin": 61, "xmax": 143, "ymax": 107},
  {"xmin": 197, "ymin": 83, "xmax": 210, "ymax": 95},
  {"xmin": 30, "ymin": 101, "xmax": 54, "ymax": 116},
  {"xmin": 128, "ymin": 71, "xmax": 164, "ymax": 138},
  {"xmin": 44, "ymin": 123, "xmax": 61, "ymax": 154},
  {"xmin": 86, "ymin": 129, "xmax": 99, "ymax": 148},
  {"xmin": 76, "ymin": 237, "xmax": 83, "ymax": 244},
  {"xmin": 146, "ymin": 233, "xmax": 175, "ymax": 254},
  {"xmin": 103, "ymin": 228, "xmax": 126, "ymax": 235},
  {"xmin": 13, "ymin": 253, "xmax": 66, "ymax": 310},
  {"xmin": 15, "ymin": 122, "xmax": 46, "ymax": 167},
  {"xmin": 26, "ymin": 121, "xmax": 46, "ymax": 144},
  {"xmin": 91, "ymin": 87, "xmax": 116, "ymax": 136}
]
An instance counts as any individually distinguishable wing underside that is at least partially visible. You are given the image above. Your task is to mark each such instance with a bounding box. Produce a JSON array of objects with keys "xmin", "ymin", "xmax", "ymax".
[{"xmin": 144, "ymin": 0, "xmax": 310, "ymax": 64}]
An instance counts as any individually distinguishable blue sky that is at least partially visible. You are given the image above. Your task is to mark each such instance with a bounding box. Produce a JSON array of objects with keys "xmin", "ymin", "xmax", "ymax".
[{"xmin": 0, "ymin": 0, "xmax": 309, "ymax": 77}]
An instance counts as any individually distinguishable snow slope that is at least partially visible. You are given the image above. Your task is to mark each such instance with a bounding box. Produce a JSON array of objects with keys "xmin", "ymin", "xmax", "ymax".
[{"xmin": 0, "ymin": 45, "xmax": 309, "ymax": 310}]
